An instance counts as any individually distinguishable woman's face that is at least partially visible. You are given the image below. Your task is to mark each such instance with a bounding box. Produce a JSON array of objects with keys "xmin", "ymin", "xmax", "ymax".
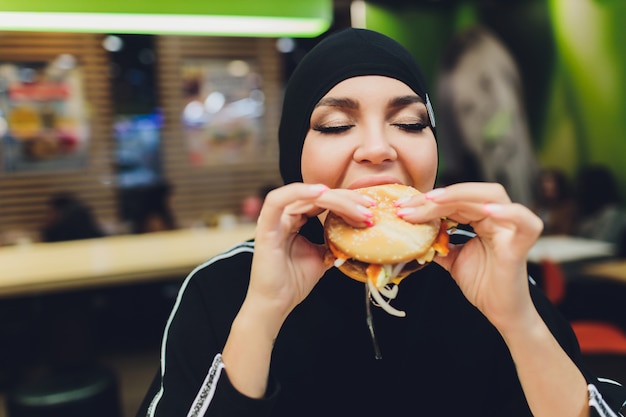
[{"xmin": 301, "ymin": 76, "xmax": 438, "ymax": 192}]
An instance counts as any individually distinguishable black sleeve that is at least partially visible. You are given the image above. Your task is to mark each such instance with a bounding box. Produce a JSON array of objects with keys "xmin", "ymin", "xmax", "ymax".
[
  {"xmin": 530, "ymin": 282, "xmax": 626, "ymax": 417},
  {"xmin": 201, "ymin": 354, "xmax": 279, "ymax": 417},
  {"xmin": 455, "ymin": 228, "xmax": 626, "ymax": 415},
  {"xmin": 589, "ymin": 382, "xmax": 626, "ymax": 417},
  {"xmin": 139, "ymin": 246, "xmax": 280, "ymax": 417}
]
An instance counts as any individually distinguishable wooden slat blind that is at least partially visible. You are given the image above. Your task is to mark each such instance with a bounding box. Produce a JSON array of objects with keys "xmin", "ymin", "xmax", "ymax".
[
  {"xmin": 154, "ymin": 36, "xmax": 283, "ymax": 229},
  {"xmin": 0, "ymin": 32, "xmax": 116, "ymax": 243},
  {"xmin": 0, "ymin": 33, "xmax": 284, "ymax": 244}
]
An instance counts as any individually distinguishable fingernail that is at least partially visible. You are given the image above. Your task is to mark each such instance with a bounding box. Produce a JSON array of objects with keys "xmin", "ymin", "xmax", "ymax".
[
  {"xmin": 394, "ymin": 196, "xmax": 411, "ymax": 207},
  {"xmin": 363, "ymin": 196, "xmax": 377, "ymax": 207},
  {"xmin": 356, "ymin": 204, "xmax": 373, "ymax": 218},
  {"xmin": 396, "ymin": 207, "xmax": 415, "ymax": 217},
  {"xmin": 425, "ymin": 188, "xmax": 445, "ymax": 200},
  {"xmin": 309, "ymin": 184, "xmax": 328, "ymax": 194},
  {"xmin": 364, "ymin": 219, "xmax": 375, "ymax": 227},
  {"xmin": 483, "ymin": 203, "xmax": 503, "ymax": 214}
]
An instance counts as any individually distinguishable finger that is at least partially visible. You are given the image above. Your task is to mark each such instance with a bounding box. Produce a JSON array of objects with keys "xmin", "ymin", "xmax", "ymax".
[
  {"xmin": 395, "ymin": 183, "xmax": 514, "ymax": 225},
  {"xmin": 396, "ymin": 183, "xmax": 511, "ymax": 211},
  {"xmin": 284, "ymin": 188, "xmax": 372, "ymax": 216},
  {"xmin": 397, "ymin": 200, "xmax": 487, "ymax": 225},
  {"xmin": 259, "ymin": 185, "xmax": 377, "ymax": 236},
  {"xmin": 399, "ymin": 198, "xmax": 542, "ymax": 257},
  {"xmin": 464, "ymin": 202, "xmax": 543, "ymax": 260},
  {"xmin": 308, "ymin": 188, "xmax": 377, "ymax": 228},
  {"xmin": 257, "ymin": 183, "xmax": 329, "ymax": 234},
  {"xmin": 479, "ymin": 202, "xmax": 544, "ymax": 243},
  {"xmin": 423, "ymin": 200, "xmax": 542, "ymax": 241},
  {"xmin": 423, "ymin": 183, "xmax": 511, "ymax": 205},
  {"xmin": 320, "ymin": 244, "xmax": 337, "ymax": 269}
]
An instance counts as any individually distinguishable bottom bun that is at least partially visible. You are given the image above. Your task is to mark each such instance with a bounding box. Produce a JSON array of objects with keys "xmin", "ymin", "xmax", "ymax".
[{"xmin": 338, "ymin": 258, "xmax": 427, "ymax": 285}]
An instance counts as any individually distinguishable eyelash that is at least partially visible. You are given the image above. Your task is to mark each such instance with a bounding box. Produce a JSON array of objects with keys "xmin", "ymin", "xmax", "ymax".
[
  {"xmin": 312, "ymin": 122, "xmax": 428, "ymax": 135},
  {"xmin": 312, "ymin": 125, "xmax": 353, "ymax": 134},
  {"xmin": 392, "ymin": 122, "xmax": 428, "ymax": 132}
]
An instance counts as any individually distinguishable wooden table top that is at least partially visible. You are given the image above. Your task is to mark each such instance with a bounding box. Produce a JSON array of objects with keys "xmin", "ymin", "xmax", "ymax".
[
  {"xmin": 0, "ymin": 224, "xmax": 256, "ymax": 297},
  {"xmin": 583, "ymin": 259, "xmax": 626, "ymax": 284},
  {"xmin": 527, "ymin": 235, "xmax": 616, "ymax": 264}
]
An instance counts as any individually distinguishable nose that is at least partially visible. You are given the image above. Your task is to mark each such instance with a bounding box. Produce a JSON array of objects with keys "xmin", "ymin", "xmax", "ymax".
[{"xmin": 353, "ymin": 129, "xmax": 397, "ymax": 165}]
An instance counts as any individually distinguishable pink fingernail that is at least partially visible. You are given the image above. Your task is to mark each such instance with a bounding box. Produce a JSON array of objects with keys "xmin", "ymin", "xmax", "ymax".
[
  {"xmin": 396, "ymin": 207, "xmax": 415, "ymax": 217},
  {"xmin": 394, "ymin": 196, "xmax": 411, "ymax": 207},
  {"xmin": 309, "ymin": 184, "xmax": 328, "ymax": 194},
  {"xmin": 356, "ymin": 205, "xmax": 373, "ymax": 218},
  {"xmin": 425, "ymin": 188, "xmax": 445, "ymax": 200},
  {"xmin": 364, "ymin": 196, "xmax": 377, "ymax": 207},
  {"xmin": 483, "ymin": 203, "xmax": 503, "ymax": 214},
  {"xmin": 364, "ymin": 220, "xmax": 375, "ymax": 227}
]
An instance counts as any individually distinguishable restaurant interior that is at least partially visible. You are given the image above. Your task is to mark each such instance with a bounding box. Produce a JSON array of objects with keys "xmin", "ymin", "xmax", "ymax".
[{"xmin": 1, "ymin": 0, "xmax": 626, "ymax": 415}]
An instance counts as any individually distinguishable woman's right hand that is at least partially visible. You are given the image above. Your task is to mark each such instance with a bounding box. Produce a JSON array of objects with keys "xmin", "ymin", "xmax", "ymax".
[
  {"xmin": 222, "ymin": 183, "xmax": 374, "ymax": 398},
  {"xmin": 246, "ymin": 183, "xmax": 375, "ymax": 325}
]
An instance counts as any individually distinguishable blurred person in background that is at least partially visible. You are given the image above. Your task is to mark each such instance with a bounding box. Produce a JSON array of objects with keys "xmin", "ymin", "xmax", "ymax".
[
  {"xmin": 436, "ymin": 26, "xmax": 539, "ymax": 207},
  {"xmin": 120, "ymin": 181, "xmax": 176, "ymax": 234},
  {"xmin": 135, "ymin": 181, "xmax": 176, "ymax": 233},
  {"xmin": 574, "ymin": 164, "xmax": 626, "ymax": 245},
  {"xmin": 531, "ymin": 167, "xmax": 577, "ymax": 236},
  {"xmin": 240, "ymin": 184, "xmax": 277, "ymax": 223},
  {"xmin": 40, "ymin": 192, "xmax": 104, "ymax": 242}
]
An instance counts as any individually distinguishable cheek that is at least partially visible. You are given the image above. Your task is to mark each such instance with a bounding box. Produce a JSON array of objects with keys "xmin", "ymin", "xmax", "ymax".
[
  {"xmin": 300, "ymin": 138, "xmax": 314, "ymax": 182},
  {"xmin": 301, "ymin": 139, "xmax": 345, "ymax": 186},
  {"xmin": 403, "ymin": 141, "xmax": 439, "ymax": 189}
]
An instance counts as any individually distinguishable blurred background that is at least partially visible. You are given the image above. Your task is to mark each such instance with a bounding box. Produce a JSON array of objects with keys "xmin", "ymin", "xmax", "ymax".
[
  {"xmin": 1, "ymin": 0, "xmax": 626, "ymax": 242},
  {"xmin": 1, "ymin": 0, "xmax": 626, "ymax": 416}
]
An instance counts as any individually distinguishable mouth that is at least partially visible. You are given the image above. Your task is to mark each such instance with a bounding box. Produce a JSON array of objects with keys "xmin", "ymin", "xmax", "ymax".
[{"xmin": 347, "ymin": 176, "xmax": 403, "ymax": 190}]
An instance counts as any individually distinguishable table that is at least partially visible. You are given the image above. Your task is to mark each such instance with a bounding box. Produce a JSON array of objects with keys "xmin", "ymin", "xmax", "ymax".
[
  {"xmin": 527, "ymin": 235, "xmax": 616, "ymax": 263},
  {"xmin": 0, "ymin": 224, "xmax": 256, "ymax": 297},
  {"xmin": 583, "ymin": 259, "xmax": 626, "ymax": 284}
]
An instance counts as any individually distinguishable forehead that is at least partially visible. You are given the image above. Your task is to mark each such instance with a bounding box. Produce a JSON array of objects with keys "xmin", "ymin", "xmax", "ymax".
[{"xmin": 321, "ymin": 75, "xmax": 419, "ymax": 99}]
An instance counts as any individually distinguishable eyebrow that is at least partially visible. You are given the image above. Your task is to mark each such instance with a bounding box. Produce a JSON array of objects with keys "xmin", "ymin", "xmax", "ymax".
[
  {"xmin": 315, "ymin": 97, "xmax": 358, "ymax": 109},
  {"xmin": 388, "ymin": 95, "xmax": 424, "ymax": 108},
  {"xmin": 314, "ymin": 94, "xmax": 424, "ymax": 110}
]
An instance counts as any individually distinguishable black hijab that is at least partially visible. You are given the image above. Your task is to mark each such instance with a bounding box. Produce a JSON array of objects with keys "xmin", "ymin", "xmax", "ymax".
[{"xmin": 277, "ymin": 28, "xmax": 435, "ymax": 243}]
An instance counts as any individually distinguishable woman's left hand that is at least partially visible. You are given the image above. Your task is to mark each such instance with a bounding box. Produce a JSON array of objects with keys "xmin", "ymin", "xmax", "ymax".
[{"xmin": 396, "ymin": 182, "xmax": 544, "ymax": 331}]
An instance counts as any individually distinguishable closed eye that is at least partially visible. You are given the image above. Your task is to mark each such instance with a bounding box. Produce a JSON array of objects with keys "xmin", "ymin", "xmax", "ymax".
[
  {"xmin": 312, "ymin": 124, "xmax": 354, "ymax": 134},
  {"xmin": 392, "ymin": 122, "xmax": 428, "ymax": 132}
]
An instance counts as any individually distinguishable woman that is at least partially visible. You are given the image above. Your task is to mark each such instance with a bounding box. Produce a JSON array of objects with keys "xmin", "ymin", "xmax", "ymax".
[
  {"xmin": 138, "ymin": 28, "xmax": 625, "ymax": 417},
  {"xmin": 436, "ymin": 26, "xmax": 539, "ymax": 207}
]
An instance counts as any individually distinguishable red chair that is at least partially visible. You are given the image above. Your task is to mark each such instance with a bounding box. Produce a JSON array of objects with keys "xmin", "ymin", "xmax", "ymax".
[
  {"xmin": 539, "ymin": 259, "xmax": 626, "ymax": 355},
  {"xmin": 539, "ymin": 259, "xmax": 626, "ymax": 383}
]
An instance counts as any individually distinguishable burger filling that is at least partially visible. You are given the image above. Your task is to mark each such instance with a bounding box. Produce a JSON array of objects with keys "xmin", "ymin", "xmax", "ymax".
[
  {"xmin": 366, "ymin": 264, "xmax": 408, "ymax": 317},
  {"xmin": 330, "ymin": 220, "xmax": 452, "ymax": 318}
]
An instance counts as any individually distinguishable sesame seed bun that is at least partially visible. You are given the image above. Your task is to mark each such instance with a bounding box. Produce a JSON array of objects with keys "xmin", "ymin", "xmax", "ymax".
[{"xmin": 324, "ymin": 184, "xmax": 447, "ymax": 285}]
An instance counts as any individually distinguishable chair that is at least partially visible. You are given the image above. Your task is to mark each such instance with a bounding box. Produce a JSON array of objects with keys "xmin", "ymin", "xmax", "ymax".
[
  {"xmin": 539, "ymin": 259, "xmax": 626, "ymax": 382},
  {"xmin": 6, "ymin": 365, "xmax": 122, "ymax": 417}
]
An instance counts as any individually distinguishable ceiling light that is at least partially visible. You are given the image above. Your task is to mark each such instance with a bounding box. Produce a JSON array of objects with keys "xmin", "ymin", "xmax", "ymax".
[{"xmin": 0, "ymin": 0, "xmax": 332, "ymax": 37}]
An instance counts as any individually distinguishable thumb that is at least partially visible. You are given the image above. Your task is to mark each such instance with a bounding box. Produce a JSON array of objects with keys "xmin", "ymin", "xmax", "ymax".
[
  {"xmin": 319, "ymin": 244, "xmax": 336, "ymax": 271},
  {"xmin": 433, "ymin": 244, "xmax": 461, "ymax": 273}
]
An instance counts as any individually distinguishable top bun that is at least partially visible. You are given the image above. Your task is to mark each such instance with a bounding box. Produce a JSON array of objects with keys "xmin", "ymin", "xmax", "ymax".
[{"xmin": 324, "ymin": 184, "xmax": 440, "ymax": 264}]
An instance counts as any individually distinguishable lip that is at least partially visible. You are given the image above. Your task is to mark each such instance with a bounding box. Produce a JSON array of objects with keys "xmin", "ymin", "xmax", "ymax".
[{"xmin": 347, "ymin": 176, "xmax": 403, "ymax": 190}]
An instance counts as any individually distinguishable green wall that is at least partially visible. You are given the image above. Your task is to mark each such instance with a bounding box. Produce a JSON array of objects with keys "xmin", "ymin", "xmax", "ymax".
[
  {"xmin": 544, "ymin": 0, "xmax": 626, "ymax": 194},
  {"xmin": 364, "ymin": 0, "xmax": 626, "ymax": 200},
  {"xmin": 362, "ymin": 4, "xmax": 453, "ymax": 93}
]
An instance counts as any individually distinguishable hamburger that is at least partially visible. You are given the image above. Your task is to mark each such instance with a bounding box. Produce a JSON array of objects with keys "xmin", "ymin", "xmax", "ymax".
[{"xmin": 324, "ymin": 184, "xmax": 452, "ymax": 316}]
